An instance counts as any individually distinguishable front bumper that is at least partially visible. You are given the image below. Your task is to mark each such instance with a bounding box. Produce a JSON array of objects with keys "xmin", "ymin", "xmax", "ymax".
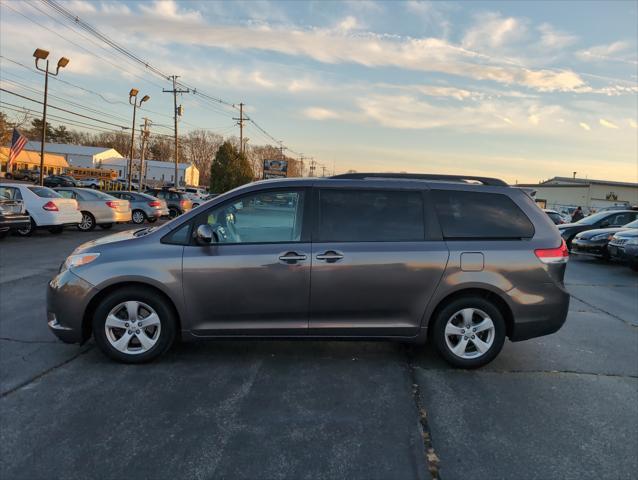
[
  {"xmin": 507, "ymin": 282, "xmax": 571, "ymax": 342},
  {"xmin": 570, "ymin": 238, "xmax": 608, "ymax": 257},
  {"xmin": 47, "ymin": 269, "xmax": 98, "ymax": 343}
]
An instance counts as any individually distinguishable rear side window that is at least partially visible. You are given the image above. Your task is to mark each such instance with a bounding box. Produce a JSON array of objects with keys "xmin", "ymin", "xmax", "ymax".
[
  {"xmin": 318, "ymin": 189, "xmax": 425, "ymax": 242},
  {"xmin": 28, "ymin": 186, "xmax": 61, "ymax": 198},
  {"xmin": 0, "ymin": 187, "xmax": 21, "ymax": 200},
  {"xmin": 433, "ymin": 190, "xmax": 534, "ymax": 239}
]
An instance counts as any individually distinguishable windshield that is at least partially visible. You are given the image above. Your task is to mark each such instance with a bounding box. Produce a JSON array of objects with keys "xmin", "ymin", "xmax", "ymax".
[
  {"xmin": 575, "ymin": 212, "xmax": 615, "ymax": 225},
  {"xmin": 624, "ymin": 219, "xmax": 638, "ymax": 229}
]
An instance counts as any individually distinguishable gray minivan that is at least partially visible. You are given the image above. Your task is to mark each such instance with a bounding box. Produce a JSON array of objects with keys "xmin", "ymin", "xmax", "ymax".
[{"xmin": 47, "ymin": 174, "xmax": 570, "ymax": 368}]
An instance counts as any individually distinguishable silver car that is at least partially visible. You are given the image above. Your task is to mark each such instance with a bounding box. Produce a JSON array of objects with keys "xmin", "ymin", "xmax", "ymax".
[
  {"xmin": 48, "ymin": 174, "xmax": 570, "ymax": 367},
  {"xmin": 55, "ymin": 187, "xmax": 131, "ymax": 231},
  {"xmin": 107, "ymin": 191, "xmax": 170, "ymax": 224}
]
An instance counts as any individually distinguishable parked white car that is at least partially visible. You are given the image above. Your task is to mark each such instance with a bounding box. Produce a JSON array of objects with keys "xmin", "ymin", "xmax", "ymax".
[
  {"xmin": 0, "ymin": 183, "xmax": 82, "ymax": 236},
  {"xmin": 183, "ymin": 187, "xmax": 208, "ymax": 207}
]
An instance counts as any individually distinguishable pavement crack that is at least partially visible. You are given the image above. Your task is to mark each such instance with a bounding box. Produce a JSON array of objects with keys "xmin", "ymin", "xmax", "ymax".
[
  {"xmin": 415, "ymin": 366, "xmax": 638, "ymax": 379},
  {"xmin": 0, "ymin": 345, "xmax": 93, "ymax": 398},
  {"xmin": 569, "ymin": 293, "xmax": 637, "ymax": 328},
  {"xmin": 0, "ymin": 336, "xmax": 59, "ymax": 344},
  {"xmin": 405, "ymin": 346, "xmax": 441, "ymax": 480}
]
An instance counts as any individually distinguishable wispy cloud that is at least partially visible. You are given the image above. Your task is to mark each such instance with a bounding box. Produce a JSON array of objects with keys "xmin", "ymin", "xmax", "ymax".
[
  {"xmin": 577, "ymin": 41, "xmax": 638, "ymax": 65},
  {"xmin": 579, "ymin": 122, "xmax": 591, "ymax": 131},
  {"xmin": 303, "ymin": 107, "xmax": 340, "ymax": 120},
  {"xmin": 599, "ymin": 118, "xmax": 619, "ymax": 129}
]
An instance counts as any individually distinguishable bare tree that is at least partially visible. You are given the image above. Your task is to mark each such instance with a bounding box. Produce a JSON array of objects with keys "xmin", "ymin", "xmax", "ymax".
[{"xmin": 183, "ymin": 130, "xmax": 223, "ymax": 186}]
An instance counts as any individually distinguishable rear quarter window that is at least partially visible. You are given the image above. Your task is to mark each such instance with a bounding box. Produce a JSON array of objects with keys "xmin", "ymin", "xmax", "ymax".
[
  {"xmin": 28, "ymin": 186, "xmax": 61, "ymax": 198},
  {"xmin": 432, "ymin": 190, "xmax": 534, "ymax": 239}
]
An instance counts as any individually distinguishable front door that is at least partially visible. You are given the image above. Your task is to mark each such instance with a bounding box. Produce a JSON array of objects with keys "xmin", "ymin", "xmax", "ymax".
[
  {"xmin": 182, "ymin": 188, "xmax": 311, "ymax": 335},
  {"xmin": 309, "ymin": 188, "xmax": 449, "ymax": 336}
]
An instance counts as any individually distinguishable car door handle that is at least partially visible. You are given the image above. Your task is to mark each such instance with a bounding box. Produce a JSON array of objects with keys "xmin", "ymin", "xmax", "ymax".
[
  {"xmin": 278, "ymin": 252, "xmax": 307, "ymax": 263},
  {"xmin": 316, "ymin": 251, "xmax": 344, "ymax": 262}
]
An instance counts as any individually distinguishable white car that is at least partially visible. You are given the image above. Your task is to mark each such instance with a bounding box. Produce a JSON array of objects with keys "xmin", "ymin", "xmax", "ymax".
[
  {"xmin": 0, "ymin": 183, "xmax": 82, "ymax": 236},
  {"xmin": 183, "ymin": 187, "xmax": 208, "ymax": 207}
]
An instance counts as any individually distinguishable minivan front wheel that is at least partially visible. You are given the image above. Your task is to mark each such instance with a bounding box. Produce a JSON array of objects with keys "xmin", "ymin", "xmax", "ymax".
[
  {"xmin": 92, "ymin": 287, "xmax": 177, "ymax": 363},
  {"xmin": 432, "ymin": 297, "xmax": 505, "ymax": 369}
]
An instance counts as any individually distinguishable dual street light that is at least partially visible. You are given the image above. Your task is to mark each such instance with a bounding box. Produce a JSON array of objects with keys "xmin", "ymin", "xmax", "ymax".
[
  {"xmin": 33, "ymin": 48, "xmax": 69, "ymax": 185},
  {"xmin": 127, "ymin": 88, "xmax": 150, "ymax": 190}
]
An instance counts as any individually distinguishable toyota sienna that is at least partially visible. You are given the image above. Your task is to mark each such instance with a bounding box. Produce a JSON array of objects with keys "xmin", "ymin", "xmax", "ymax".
[{"xmin": 47, "ymin": 173, "xmax": 570, "ymax": 368}]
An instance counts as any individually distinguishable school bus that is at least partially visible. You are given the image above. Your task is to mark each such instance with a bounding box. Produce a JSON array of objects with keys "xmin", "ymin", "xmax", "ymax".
[{"xmin": 64, "ymin": 167, "xmax": 118, "ymax": 181}]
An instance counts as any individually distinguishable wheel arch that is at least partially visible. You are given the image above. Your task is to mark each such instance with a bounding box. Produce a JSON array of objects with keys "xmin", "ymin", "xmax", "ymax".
[
  {"xmin": 425, "ymin": 287, "xmax": 514, "ymax": 340},
  {"xmin": 82, "ymin": 281, "xmax": 182, "ymax": 343}
]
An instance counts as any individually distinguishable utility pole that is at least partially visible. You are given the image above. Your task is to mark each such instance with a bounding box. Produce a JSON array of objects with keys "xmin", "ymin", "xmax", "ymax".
[
  {"xmin": 163, "ymin": 76, "xmax": 189, "ymax": 188},
  {"xmin": 321, "ymin": 165, "xmax": 327, "ymax": 177},
  {"xmin": 233, "ymin": 103, "xmax": 245, "ymax": 154},
  {"xmin": 309, "ymin": 157, "xmax": 316, "ymax": 177},
  {"xmin": 139, "ymin": 118, "xmax": 151, "ymax": 191}
]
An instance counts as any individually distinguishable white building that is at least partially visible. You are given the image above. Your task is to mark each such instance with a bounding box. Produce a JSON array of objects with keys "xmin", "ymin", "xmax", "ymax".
[
  {"xmin": 25, "ymin": 142, "xmax": 124, "ymax": 168},
  {"xmin": 99, "ymin": 157, "xmax": 200, "ymax": 187},
  {"xmin": 521, "ymin": 176, "xmax": 638, "ymax": 213}
]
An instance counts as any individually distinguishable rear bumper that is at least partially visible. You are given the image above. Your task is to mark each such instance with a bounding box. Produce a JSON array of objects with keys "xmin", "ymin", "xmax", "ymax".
[
  {"xmin": 507, "ymin": 282, "xmax": 571, "ymax": 342},
  {"xmin": 96, "ymin": 210, "xmax": 132, "ymax": 223},
  {"xmin": 147, "ymin": 208, "xmax": 169, "ymax": 218},
  {"xmin": 0, "ymin": 214, "xmax": 30, "ymax": 229},
  {"xmin": 47, "ymin": 270, "xmax": 98, "ymax": 344}
]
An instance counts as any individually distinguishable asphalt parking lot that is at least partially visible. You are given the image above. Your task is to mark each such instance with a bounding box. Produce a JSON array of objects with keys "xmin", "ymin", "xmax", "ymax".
[{"xmin": 1, "ymin": 225, "xmax": 637, "ymax": 480}]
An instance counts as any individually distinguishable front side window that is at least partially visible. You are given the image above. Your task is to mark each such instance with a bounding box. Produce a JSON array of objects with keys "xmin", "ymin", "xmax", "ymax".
[
  {"xmin": 317, "ymin": 189, "xmax": 425, "ymax": 242},
  {"xmin": 201, "ymin": 190, "xmax": 305, "ymax": 244},
  {"xmin": 433, "ymin": 190, "xmax": 534, "ymax": 239}
]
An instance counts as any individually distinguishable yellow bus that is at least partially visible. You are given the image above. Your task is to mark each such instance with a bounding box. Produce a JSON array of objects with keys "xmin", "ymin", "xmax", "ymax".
[{"xmin": 64, "ymin": 167, "xmax": 118, "ymax": 181}]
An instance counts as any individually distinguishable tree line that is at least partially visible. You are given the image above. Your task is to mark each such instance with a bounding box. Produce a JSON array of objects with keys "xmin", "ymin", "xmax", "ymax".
[{"xmin": 1, "ymin": 111, "xmax": 304, "ymax": 191}]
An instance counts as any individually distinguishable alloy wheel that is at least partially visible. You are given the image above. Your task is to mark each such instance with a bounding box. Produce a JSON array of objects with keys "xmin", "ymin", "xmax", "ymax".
[
  {"xmin": 104, "ymin": 301, "xmax": 162, "ymax": 355},
  {"xmin": 132, "ymin": 210, "xmax": 145, "ymax": 224},
  {"xmin": 444, "ymin": 308, "xmax": 495, "ymax": 359},
  {"xmin": 78, "ymin": 212, "xmax": 94, "ymax": 231}
]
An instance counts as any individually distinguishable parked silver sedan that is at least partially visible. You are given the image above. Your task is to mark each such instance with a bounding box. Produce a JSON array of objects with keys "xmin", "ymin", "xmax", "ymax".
[
  {"xmin": 55, "ymin": 188, "xmax": 131, "ymax": 231},
  {"xmin": 107, "ymin": 191, "xmax": 170, "ymax": 224}
]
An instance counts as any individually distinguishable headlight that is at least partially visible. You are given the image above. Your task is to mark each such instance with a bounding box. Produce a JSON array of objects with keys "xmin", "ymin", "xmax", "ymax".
[
  {"xmin": 60, "ymin": 253, "xmax": 100, "ymax": 273},
  {"xmin": 626, "ymin": 238, "xmax": 638, "ymax": 245},
  {"xmin": 590, "ymin": 233, "xmax": 612, "ymax": 241}
]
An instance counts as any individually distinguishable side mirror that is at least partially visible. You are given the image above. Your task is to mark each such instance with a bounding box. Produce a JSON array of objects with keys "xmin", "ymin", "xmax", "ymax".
[{"xmin": 195, "ymin": 224, "xmax": 214, "ymax": 245}]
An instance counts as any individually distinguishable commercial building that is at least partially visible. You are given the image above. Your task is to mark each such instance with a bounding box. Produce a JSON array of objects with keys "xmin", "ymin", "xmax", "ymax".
[
  {"xmin": 24, "ymin": 142, "xmax": 124, "ymax": 168},
  {"xmin": 0, "ymin": 146, "xmax": 69, "ymax": 176},
  {"xmin": 521, "ymin": 176, "xmax": 638, "ymax": 213},
  {"xmin": 99, "ymin": 157, "xmax": 200, "ymax": 187}
]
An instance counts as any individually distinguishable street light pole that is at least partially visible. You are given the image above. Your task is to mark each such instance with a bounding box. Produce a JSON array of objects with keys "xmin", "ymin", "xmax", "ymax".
[
  {"xmin": 127, "ymin": 89, "xmax": 149, "ymax": 191},
  {"xmin": 33, "ymin": 48, "xmax": 69, "ymax": 186}
]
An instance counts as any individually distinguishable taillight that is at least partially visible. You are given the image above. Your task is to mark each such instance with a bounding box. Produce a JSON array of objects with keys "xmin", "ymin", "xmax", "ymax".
[
  {"xmin": 105, "ymin": 201, "xmax": 118, "ymax": 209},
  {"xmin": 180, "ymin": 199, "xmax": 188, "ymax": 208},
  {"xmin": 535, "ymin": 239, "xmax": 569, "ymax": 264},
  {"xmin": 148, "ymin": 200, "xmax": 161, "ymax": 207},
  {"xmin": 42, "ymin": 201, "xmax": 59, "ymax": 211}
]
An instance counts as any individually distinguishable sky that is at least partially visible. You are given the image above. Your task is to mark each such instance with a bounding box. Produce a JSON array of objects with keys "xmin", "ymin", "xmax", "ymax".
[{"xmin": 1, "ymin": 0, "xmax": 637, "ymax": 184}]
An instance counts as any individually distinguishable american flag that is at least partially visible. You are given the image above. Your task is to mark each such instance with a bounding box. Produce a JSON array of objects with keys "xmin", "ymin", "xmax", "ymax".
[{"xmin": 7, "ymin": 128, "xmax": 28, "ymax": 172}]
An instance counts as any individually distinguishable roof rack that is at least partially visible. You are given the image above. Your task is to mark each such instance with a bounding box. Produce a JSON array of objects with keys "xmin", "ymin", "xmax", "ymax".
[{"xmin": 330, "ymin": 173, "xmax": 508, "ymax": 186}]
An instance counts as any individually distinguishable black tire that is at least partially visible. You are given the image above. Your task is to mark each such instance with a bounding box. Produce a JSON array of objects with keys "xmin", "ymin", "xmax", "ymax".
[
  {"xmin": 16, "ymin": 217, "xmax": 35, "ymax": 237},
  {"xmin": 92, "ymin": 287, "xmax": 177, "ymax": 363},
  {"xmin": 131, "ymin": 209, "xmax": 146, "ymax": 224},
  {"xmin": 432, "ymin": 296, "xmax": 506, "ymax": 369},
  {"xmin": 99, "ymin": 223, "xmax": 113, "ymax": 230},
  {"xmin": 77, "ymin": 211, "xmax": 96, "ymax": 232},
  {"xmin": 168, "ymin": 208, "xmax": 179, "ymax": 219},
  {"xmin": 48, "ymin": 226, "xmax": 64, "ymax": 234},
  {"xmin": 192, "ymin": 203, "xmax": 199, "ymax": 208},
  {"xmin": 147, "ymin": 217, "xmax": 158, "ymax": 223}
]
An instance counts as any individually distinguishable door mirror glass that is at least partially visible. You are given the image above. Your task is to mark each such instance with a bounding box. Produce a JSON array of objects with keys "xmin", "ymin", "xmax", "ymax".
[{"xmin": 195, "ymin": 224, "xmax": 215, "ymax": 245}]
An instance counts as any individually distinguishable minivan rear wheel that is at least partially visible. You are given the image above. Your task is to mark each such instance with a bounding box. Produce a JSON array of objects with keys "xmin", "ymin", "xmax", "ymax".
[
  {"xmin": 432, "ymin": 296, "xmax": 505, "ymax": 369},
  {"xmin": 92, "ymin": 287, "xmax": 177, "ymax": 363}
]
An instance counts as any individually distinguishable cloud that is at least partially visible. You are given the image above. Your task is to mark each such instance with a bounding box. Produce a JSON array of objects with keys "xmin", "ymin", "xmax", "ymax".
[
  {"xmin": 303, "ymin": 107, "xmax": 340, "ymax": 120},
  {"xmin": 579, "ymin": 122, "xmax": 591, "ymax": 131},
  {"xmin": 629, "ymin": 119, "xmax": 638, "ymax": 129},
  {"xmin": 462, "ymin": 12, "xmax": 526, "ymax": 50},
  {"xmin": 336, "ymin": 16, "xmax": 360, "ymax": 33},
  {"xmin": 577, "ymin": 41, "xmax": 637, "ymax": 65},
  {"xmin": 139, "ymin": 0, "xmax": 202, "ymax": 22},
  {"xmin": 599, "ymin": 118, "xmax": 619, "ymax": 129},
  {"xmin": 538, "ymin": 23, "xmax": 577, "ymax": 49}
]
